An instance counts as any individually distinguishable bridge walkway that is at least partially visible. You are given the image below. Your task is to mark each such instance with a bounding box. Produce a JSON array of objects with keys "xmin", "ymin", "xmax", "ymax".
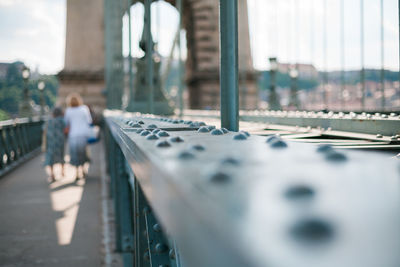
[{"xmin": 0, "ymin": 142, "xmax": 107, "ymax": 267}]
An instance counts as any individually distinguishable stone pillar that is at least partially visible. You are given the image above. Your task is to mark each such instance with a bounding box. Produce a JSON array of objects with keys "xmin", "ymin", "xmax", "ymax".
[
  {"xmin": 58, "ymin": 0, "xmax": 106, "ymax": 113},
  {"xmin": 182, "ymin": 0, "xmax": 258, "ymax": 109}
]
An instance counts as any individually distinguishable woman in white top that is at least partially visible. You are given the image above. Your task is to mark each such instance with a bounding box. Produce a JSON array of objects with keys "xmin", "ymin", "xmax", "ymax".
[{"xmin": 64, "ymin": 93, "xmax": 92, "ymax": 180}]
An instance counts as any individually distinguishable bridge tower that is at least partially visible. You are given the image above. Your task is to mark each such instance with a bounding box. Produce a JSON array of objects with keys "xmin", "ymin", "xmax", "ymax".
[
  {"xmin": 57, "ymin": 0, "xmax": 106, "ymax": 113},
  {"xmin": 59, "ymin": 0, "xmax": 257, "ymax": 111},
  {"xmin": 182, "ymin": 0, "xmax": 258, "ymax": 109}
]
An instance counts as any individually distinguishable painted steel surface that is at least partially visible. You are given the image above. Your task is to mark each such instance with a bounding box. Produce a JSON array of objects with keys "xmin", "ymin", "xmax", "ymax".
[{"xmin": 105, "ymin": 110, "xmax": 400, "ymax": 267}]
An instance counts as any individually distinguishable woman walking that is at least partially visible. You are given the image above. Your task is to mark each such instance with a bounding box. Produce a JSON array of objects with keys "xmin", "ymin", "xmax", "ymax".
[
  {"xmin": 64, "ymin": 93, "xmax": 92, "ymax": 181},
  {"xmin": 44, "ymin": 107, "xmax": 65, "ymax": 182}
]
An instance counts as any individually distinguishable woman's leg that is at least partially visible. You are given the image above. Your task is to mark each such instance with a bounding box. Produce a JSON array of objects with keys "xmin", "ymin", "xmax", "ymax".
[{"xmin": 50, "ymin": 165, "xmax": 55, "ymax": 182}]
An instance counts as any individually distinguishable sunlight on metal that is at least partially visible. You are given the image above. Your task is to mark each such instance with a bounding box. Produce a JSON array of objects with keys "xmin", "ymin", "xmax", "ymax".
[{"xmin": 219, "ymin": 0, "xmax": 239, "ymax": 132}]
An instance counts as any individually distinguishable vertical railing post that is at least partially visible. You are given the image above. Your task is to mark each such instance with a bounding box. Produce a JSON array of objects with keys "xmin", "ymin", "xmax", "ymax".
[
  {"xmin": 128, "ymin": 0, "xmax": 134, "ymax": 109},
  {"xmin": 340, "ymin": 0, "xmax": 345, "ymax": 110},
  {"xmin": 177, "ymin": 0, "xmax": 184, "ymax": 117},
  {"xmin": 144, "ymin": 0, "xmax": 154, "ymax": 114},
  {"xmin": 219, "ymin": 0, "xmax": 239, "ymax": 132},
  {"xmin": 380, "ymin": 0, "xmax": 385, "ymax": 110},
  {"xmin": 360, "ymin": 0, "xmax": 365, "ymax": 110}
]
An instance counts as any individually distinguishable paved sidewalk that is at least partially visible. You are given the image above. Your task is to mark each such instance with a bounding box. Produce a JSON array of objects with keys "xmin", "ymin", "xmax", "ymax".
[{"xmin": 0, "ymin": 143, "xmax": 104, "ymax": 267}]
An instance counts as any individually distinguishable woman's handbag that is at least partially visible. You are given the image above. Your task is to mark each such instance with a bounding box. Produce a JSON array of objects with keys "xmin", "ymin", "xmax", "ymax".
[{"xmin": 87, "ymin": 125, "xmax": 100, "ymax": 144}]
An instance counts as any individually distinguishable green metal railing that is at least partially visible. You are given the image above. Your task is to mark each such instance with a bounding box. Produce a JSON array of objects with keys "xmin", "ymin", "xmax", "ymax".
[
  {"xmin": 105, "ymin": 120, "xmax": 180, "ymax": 267},
  {"xmin": 0, "ymin": 117, "xmax": 44, "ymax": 177}
]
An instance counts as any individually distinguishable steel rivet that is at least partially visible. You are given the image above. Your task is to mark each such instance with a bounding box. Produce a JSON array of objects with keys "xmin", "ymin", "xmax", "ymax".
[
  {"xmin": 198, "ymin": 122, "xmax": 206, "ymax": 126},
  {"xmin": 376, "ymin": 134, "xmax": 383, "ymax": 138},
  {"xmin": 266, "ymin": 135, "xmax": 279, "ymax": 143},
  {"xmin": 178, "ymin": 151, "xmax": 195, "ymax": 160},
  {"xmin": 221, "ymin": 157, "xmax": 241, "ymax": 166},
  {"xmin": 221, "ymin": 128, "xmax": 229, "ymax": 134},
  {"xmin": 325, "ymin": 151, "xmax": 347, "ymax": 162},
  {"xmin": 131, "ymin": 123, "xmax": 142, "ymax": 128},
  {"xmin": 169, "ymin": 249, "xmax": 176, "ymax": 260},
  {"xmin": 270, "ymin": 139, "xmax": 288, "ymax": 149},
  {"xmin": 140, "ymin": 130, "xmax": 151, "ymax": 136},
  {"xmin": 152, "ymin": 129, "xmax": 161, "ymax": 134},
  {"xmin": 155, "ymin": 243, "xmax": 169, "ymax": 254},
  {"xmin": 138, "ymin": 120, "xmax": 145, "ymax": 124},
  {"xmin": 148, "ymin": 124, "xmax": 157, "ymax": 129},
  {"xmin": 317, "ymin": 144, "xmax": 333, "ymax": 153},
  {"xmin": 198, "ymin": 126, "xmax": 210, "ymax": 133},
  {"xmin": 233, "ymin": 133, "xmax": 247, "ymax": 140},
  {"xmin": 211, "ymin": 129, "xmax": 224, "ymax": 135},
  {"xmin": 290, "ymin": 218, "xmax": 334, "ymax": 244},
  {"xmin": 153, "ymin": 223, "xmax": 162, "ymax": 232},
  {"xmin": 156, "ymin": 140, "xmax": 171, "ymax": 148},
  {"xmin": 285, "ymin": 185, "xmax": 315, "ymax": 200},
  {"xmin": 157, "ymin": 131, "xmax": 170, "ymax": 137},
  {"xmin": 146, "ymin": 134, "xmax": 159, "ymax": 140},
  {"xmin": 191, "ymin": 144, "xmax": 205, "ymax": 151},
  {"xmin": 240, "ymin": 131, "xmax": 250, "ymax": 137},
  {"xmin": 207, "ymin": 125, "xmax": 216, "ymax": 130},
  {"xmin": 210, "ymin": 171, "xmax": 231, "ymax": 183},
  {"xmin": 169, "ymin": 136, "xmax": 184, "ymax": 143},
  {"xmin": 136, "ymin": 129, "xmax": 144, "ymax": 134},
  {"xmin": 390, "ymin": 136, "xmax": 397, "ymax": 140}
]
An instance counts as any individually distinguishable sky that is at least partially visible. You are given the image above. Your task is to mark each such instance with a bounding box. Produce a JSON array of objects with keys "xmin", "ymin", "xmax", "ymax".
[{"xmin": 0, "ymin": 0, "xmax": 399, "ymax": 74}]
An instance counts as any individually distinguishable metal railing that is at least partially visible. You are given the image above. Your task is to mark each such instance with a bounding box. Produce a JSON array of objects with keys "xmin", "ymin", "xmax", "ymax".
[
  {"xmin": 104, "ymin": 111, "xmax": 400, "ymax": 267},
  {"xmin": 0, "ymin": 117, "xmax": 44, "ymax": 177}
]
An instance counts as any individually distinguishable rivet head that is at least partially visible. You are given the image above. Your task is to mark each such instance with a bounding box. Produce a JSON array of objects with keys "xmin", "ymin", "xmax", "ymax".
[
  {"xmin": 136, "ymin": 129, "xmax": 144, "ymax": 134},
  {"xmin": 148, "ymin": 124, "xmax": 157, "ymax": 129},
  {"xmin": 325, "ymin": 151, "xmax": 347, "ymax": 162},
  {"xmin": 211, "ymin": 129, "xmax": 224, "ymax": 135},
  {"xmin": 156, "ymin": 140, "xmax": 171, "ymax": 148},
  {"xmin": 140, "ymin": 130, "xmax": 151, "ymax": 136},
  {"xmin": 169, "ymin": 136, "xmax": 184, "ymax": 143},
  {"xmin": 152, "ymin": 129, "xmax": 161, "ymax": 134},
  {"xmin": 155, "ymin": 243, "xmax": 169, "ymax": 254},
  {"xmin": 198, "ymin": 122, "xmax": 206, "ymax": 126},
  {"xmin": 207, "ymin": 125, "xmax": 216, "ymax": 130},
  {"xmin": 146, "ymin": 134, "xmax": 159, "ymax": 140},
  {"xmin": 130, "ymin": 123, "xmax": 142, "ymax": 128},
  {"xmin": 157, "ymin": 131, "xmax": 170, "ymax": 137},
  {"xmin": 390, "ymin": 136, "xmax": 397, "ymax": 140},
  {"xmin": 266, "ymin": 135, "xmax": 279, "ymax": 143},
  {"xmin": 191, "ymin": 144, "xmax": 205, "ymax": 151},
  {"xmin": 290, "ymin": 218, "xmax": 334, "ymax": 244},
  {"xmin": 270, "ymin": 139, "xmax": 288, "ymax": 148},
  {"xmin": 178, "ymin": 151, "xmax": 195, "ymax": 160},
  {"xmin": 376, "ymin": 134, "xmax": 383, "ymax": 138},
  {"xmin": 138, "ymin": 120, "xmax": 145, "ymax": 124},
  {"xmin": 169, "ymin": 249, "xmax": 176, "ymax": 260},
  {"xmin": 317, "ymin": 144, "xmax": 333, "ymax": 153},
  {"xmin": 198, "ymin": 126, "xmax": 210, "ymax": 133},
  {"xmin": 153, "ymin": 223, "xmax": 162, "ymax": 232},
  {"xmin": 240, "ymin": 131, "xmax": 250, "ymax": 137},
  {"xmin": 210, "ymin": 171, "xmax": 231, "ymax": 184},
  {"xmin": 172, "ymin": 119, "xmax": 179, "ymax": 124},
  {"xmin": 184, "ymin": 120, "xmax": 192, "ymax": 124},
  {"xmin": 285, "ymin": 185, "xmax": 315, "ymax": 200},
  {"xmin": 220, "ymin": 128, "xmax": 229, "ymax": 133},
  {"xmin": 221, "ymin": 157, "xmax": 241, "ymax": 166},
  {"xmin": 233, "ymin": 133, "xmax": 247, "ymax": 140}
]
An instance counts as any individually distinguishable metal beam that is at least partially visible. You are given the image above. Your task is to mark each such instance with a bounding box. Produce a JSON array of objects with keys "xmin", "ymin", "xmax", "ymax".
[
  {"xmin": 144, "ymin": 0, "xmax": 154, "ymax": 114},
  {"xmin": 219, "ymin": 0, "xmax": 239, "ymax": 131}
]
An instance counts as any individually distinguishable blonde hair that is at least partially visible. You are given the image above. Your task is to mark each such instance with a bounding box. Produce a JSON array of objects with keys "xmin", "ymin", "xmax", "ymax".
[{"xmin": 66, "ymin": 93, "xmax": 83, "ymax": 107}]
